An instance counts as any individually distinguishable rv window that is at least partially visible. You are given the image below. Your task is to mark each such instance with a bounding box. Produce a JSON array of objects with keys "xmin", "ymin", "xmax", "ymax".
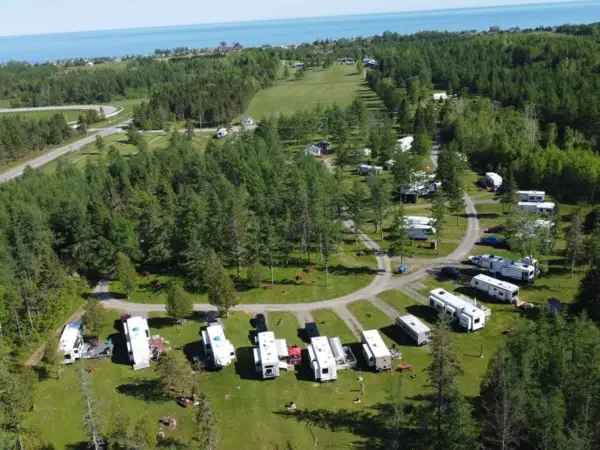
[
  {"xmin": 474, "ymin": 318, "xmax": 481, "ymax": 324},
  {"xmin": 322, "ymin": 368, "xmax": 329, "ymax": 374},
  {"xmin": 65, "ymin": 354, "xmax": 71, "ymax": 360},
  {"xmin": 145, "ymin": 330, "xmax": 149, "ymax": 338}
]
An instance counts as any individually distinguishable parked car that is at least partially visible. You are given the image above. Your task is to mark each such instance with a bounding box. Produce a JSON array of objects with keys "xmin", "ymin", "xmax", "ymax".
[
  {"xmin": 440, "ymin": 266, "xmax": 461, "ymax": 279},
  {"xmin": 254, "ymin": 313, "xmax": 268, "ymax": 333},
  {"xmin": 478, "ymin": 235, "xmax": 506, "ymax": 248}
]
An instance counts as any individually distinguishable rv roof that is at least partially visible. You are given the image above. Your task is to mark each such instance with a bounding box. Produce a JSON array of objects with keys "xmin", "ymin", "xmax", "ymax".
[
  {"xmin": 124, "ymin": 316, "xmax": 151, "ymax": 365},
  {"xmin": 517, "ymin": 190, "xmax": 545, "ymax": 196},
  {"xmin": 361, "ymin": 329, "xmax": 391, "ymax": 359},
  {"xmin": 518, "ymin": 201, "xmax": 555, "ymax": 209},
  {"xmin": 309, "ymin": 336, "xmax": 335, "ymax": 367},
  {"xmin": 397, "ymin": 314, "xmax": 431, "ymax": 334},
  {"xmin": 59, "ymin": 320, "xmax": 82, "ymax": 353},
  {"xmin": 257, "ymin": 331, "xmax": 279, "ymax": 366},
  {"xmin": 473, "ymin": 274, "xmax": 519, "ymax": 293},
  {"xmin": 430, "ymin": 289, "xmax": 485, "ymax": 316}
]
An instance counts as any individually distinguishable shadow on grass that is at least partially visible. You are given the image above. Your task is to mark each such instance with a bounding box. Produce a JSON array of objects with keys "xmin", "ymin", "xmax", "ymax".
[
  {"xmin": 65, "ymin": 442, "xmax": 92, "ymax": 450},
  {"xmin": 109, "ymin": 330, "xmax": 131, "ymax": 366},
  {"xmin": 183, "ymin": 340, "xmax": 202, "ymax": 362},
  {"xmin": 380, "ymin": 325, "xmax": 415, "ymax": 347},
  {"xmin": 148, "ymin": 317, "xmax": 176, "ymax": 330},
  {"xmin": 234, "ymin": 347, "xmax": 260, "ymax": 381},
  {"xmin": 406, "ymin": 305, "xmax": 437, "ymax": 324},
  {"xmin": 116, "ymin": 379, "xmax": 166, "ymax": 402}
]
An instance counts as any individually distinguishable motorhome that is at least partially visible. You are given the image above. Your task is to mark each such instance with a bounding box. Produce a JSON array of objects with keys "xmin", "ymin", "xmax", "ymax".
[
  {"xmin": 361, "ymin": 330, "xmax": 392, "ymax": 371},
  {"xmin": 396, "ymin": 314, "xmax": 431, "ymax": 346},
  {"xmin": 407, "ymin": 224, "xmax": 436, "ymax": 240},
  {"xmin": 59, "ymin": 320, "xmax": 84, "ymax": 364},
  {"xmin": 485, "ymin": 172, "xmax": 503, "ymax": 191},
  {"xmin": 201, "ymin": 324, "xmax": 236, "ymax": 369},
  {"xmin": 469, "ymin": 254, "xmax": 537, "ymax": 282},
  {"xmin": 470, "ymin": 274, "xmax": 520, "ymax": 303},
  {"xmin": 517, "ymin": 190, "xmax": 546, "ymax": 203},
  {"xmin": 404, "ymin": 216, "xmax": 435, "ymax": 226},
  {"xmin": 307, "ymin": 336, "xmax": 337, "ymax": 382},
  {"xmin": 216, "ymin": 128, "xmax": 228, "ymax": 139},
  {"xmin": 122, "ymin": 316, "xmax": 152, "ymax": 370},
  {"xmin": 428, "ymin": 289, "xmax": 488, "ymax": 331},
  {"xmin": 397, "ymin": 136, "xmax": 414, "ymax": 152},
  {"xmin": 518, "ymin": 202, "xmax": 555, "ymax": 215},
  {"xmin": 253, "ymin": 331, "xmax": 281, "ymax": 379}
]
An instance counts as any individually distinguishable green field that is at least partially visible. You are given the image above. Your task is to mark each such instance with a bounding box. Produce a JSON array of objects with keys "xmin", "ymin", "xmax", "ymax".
[
  {"xmin": 0, "ymin": 109, "xmax": 83, "ymax": 122},
  {"xmin": 245, "ymin": 64, "xmax": 365, "ymax": 119}
]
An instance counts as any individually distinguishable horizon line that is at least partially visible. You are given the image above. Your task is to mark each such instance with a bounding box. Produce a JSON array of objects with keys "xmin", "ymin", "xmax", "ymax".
[{"xmin": 0, "ymin": 0, "xmax": 585, "ymax": 39}]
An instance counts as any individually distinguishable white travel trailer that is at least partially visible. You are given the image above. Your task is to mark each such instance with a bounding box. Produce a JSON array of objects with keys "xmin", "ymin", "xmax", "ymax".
[
  {"xmin": 517, "ymin": 190, "xmax": 546, "ymax": 203},
  {"xmin": 202, "ymin": 324, "xmax": 236, "ymax": 369},
  {"xmin": 470, "ymin": 274, "xmax": 520, "ymax": 303},
  {"xmin": 469, "ymin": 254, "xmax": 537, "ymax": 282},
  {"xmin": 123, "ymin": 316, "xmax": 152, "ymax": 370},
  {"xmin": 357, "ymin": 164, "xmax": 383, "ymax": 176},
  {"xmin": 408, "ymin": 224, "xmax": 436, "ymax": 240},
  {"xmin": 216, "ymin": 127, "xmax": 228, "ymax": 139},
  {"xmin": 428, "ymin": 289, "xmax": 488, "ymax": 331},
  {"xmin": 518, "ymin": 202, "xmax": 555, "ymax": 215},
  {"xmin": 253, "ymin": 331, "xmax": 281, "ymax": 379},
  {"xmin": 357, "ymin": 147, "xmax": 372, "ymax": 158},
  {"xmin": 404, "ymin": 216, "xmax": 435, "ymax": 226},
  {"xmin": 433, "ymin": 91, "xmax": 449, "ymax": 101},
  {"xmin": 397, "ymin": 136, "xmax": 414, "ymax": 152},
  {"xmin": 304, "ymin": 144, "xmax": 322, "ymax": 157},
  {"xmin": 396, "ymin": 314, "xmax": 431, "ymax": 346},
  {"xmin": 361, "ymin": 330, "xmax": 392, "ymax": 371},
  {"xmin": 307, "ymin": 336, "xmax": 337, "ymax": 382},
  {"xmin": 59, "ymin": 320, "xmax": 84, "ymax": 364},
  {"xmin": 485, "ymin": 172, "xmax": 503, "ymax": 191}
]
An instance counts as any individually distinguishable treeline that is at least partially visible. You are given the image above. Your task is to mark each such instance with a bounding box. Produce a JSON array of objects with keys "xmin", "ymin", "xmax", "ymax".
[
  {"xmin": 0, "ymin": 113, "xmax": 74, "ymax": 163},
  {"xmin": 0, "ymin": 127, "xmax": 341, "ymax": 349},
  {"xmin": 132, "ymin": 52, "xmax": 279, "ymax": 128}
]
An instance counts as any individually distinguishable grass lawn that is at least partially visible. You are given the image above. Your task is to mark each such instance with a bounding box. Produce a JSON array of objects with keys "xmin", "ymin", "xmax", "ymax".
[
  {"xmin": 311, "ymin": 309, "xmax": 356, "ymax": 343},
  {"xmin": 0, "ymin": 109, "xmax": 84, "ymax": 122},
  {"xmin": 268, "ymin": 312, "xmax": 303, "ymax": 346},
  {"xmin": 245, "ymin": 64, "xmax": 364, "ymax": 119},
  {"xmin": 111, "ymin": 238, "xmax": 376, "ymax": 305},
  {"xmin": 348, "ymin": 300, "xmax": 392, "ymax": 331}
]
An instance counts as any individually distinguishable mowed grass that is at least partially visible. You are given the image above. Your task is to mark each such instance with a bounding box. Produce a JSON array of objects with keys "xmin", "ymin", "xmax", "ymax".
[
  {"xmin": 0, "ymin": 109, "xmax": 84, "ymax": 122},
  {"xmin": 268, "ymin": 312, "xmax": 303, "ymax": 346},
  {"xmin": 349, "ymin": 300, "xmax": 392, "ymax": 331},
  {"xmin": 311, "ymin": 309, "xmax": 356, "ymax": 343},
  {"xmin": 245, "ymin": 64, "xmax": 364, "ymax": 119}
]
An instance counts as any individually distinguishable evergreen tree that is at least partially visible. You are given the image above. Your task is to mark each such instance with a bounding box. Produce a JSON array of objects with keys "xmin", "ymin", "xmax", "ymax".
[
  {"xmin": 41, "ymin": 337, "xmax": 62, "ymax": 380},
  {"xmin": 156, "ymin": 351, "xmax": 194, "ymax": 399},
  {"xmin": 565, "ymin": 211, "xmax": 586, "ymax": 275},
  {"xmin": 205, "ymin": 251, "xmax": 238, "ymax": 317},
  {"xmin": 368, "ymin": 175, "xmax": 390, "ymax": 241},
  {"xmin": 194, "ymin": 393, "xmax": 218, "ymax": 450},
  {"xmin": 166, "ymin": 283, "xmax": 192, "ymax": 323},
  {"xmin": 431, "ymin": 192, "xmax": 447, "ymax": 253},
  {"xmin": 389, "ymin": 205, "xmax": 412, "ymax": 263},
  {"xmin": 115, "ymin": 252, "xmax": 137, "ymax": 297},
  {"xmin": 82, "ymin": 300, "xmax": 109, "ymax": 337}
]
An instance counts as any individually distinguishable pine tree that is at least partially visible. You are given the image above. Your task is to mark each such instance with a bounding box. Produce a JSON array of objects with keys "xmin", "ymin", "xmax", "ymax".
[
  {"xmin": 82, "ymin": 300, "xmax": 109, "ymax": 337},
  {"xmin": 431, "ymin": 192, "xmax": 447, "ymax": 253},
  {"xmin": 566, "ymin": 211, "xmax": 586, "ymax": 275},
  {"xmin": 194, "ymin": 393, "xmax": 218, "ymax": 450},
  {"xmin": 166, "ymin": 283, "xmax": 192, "ymax": 323},
  {"xmin": 389, "ymin": 205, "xmax": 412, "ymax": 264},
  {"xmin": 41, "ymin": 337, "xmax": 62, "ymax": 380},
  {"xmin": 115, "ymin": 252, "xmax": 137, "ymax": 297},
  {"xmin": 205, "ymin": 250, "xmax": 238, "ymax": 317},
  {"xmin": 156, "ymin": 351, "xmax": 194, "ymax": 399},
  {"xmin": 500, "ymin": 167, "xmax": 518, "ymax": 213}
]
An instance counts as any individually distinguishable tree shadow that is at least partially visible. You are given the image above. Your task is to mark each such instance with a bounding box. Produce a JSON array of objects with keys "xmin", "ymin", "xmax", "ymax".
[
  {"xmin": 328, "ymin": 265, "xmax": 380, "ymax": 276},
  {"xmin": 116, "ymin": 379, "xmax": 166, "ymax": 402},
  {"xmin": 65, "ymin": 442, "xmax": 92, "ymax": 450},
  {"xmin": 182, "ymin": 340, "xmax": 202, "ymax": 362},
  {"xmin": 109, "ymin": 332, "xmax": 130, "ymax": 366},
  {"xmin": 234, "ymin": 347, "xmax": 260, "ymax": 380},
  {"xmin": 148, "ymin": 317, "xmax": 176, "ymax": 329},
  {"xmin": 406, "ymin": 305, "xmax": 437, "ymax": 324},
  {"xmin": 380, "ymin": 324, "xmax": 415, "ymax": 347}
]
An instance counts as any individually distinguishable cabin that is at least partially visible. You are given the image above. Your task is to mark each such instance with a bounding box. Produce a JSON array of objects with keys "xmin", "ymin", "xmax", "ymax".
[
  {"xmin": 307, "ymin": 336, "xmax": 337, "ymax": 382},
  {"xmin": 397, "ymin": 136, "xmax": 414, "ymax": 152},
  {"xmin": 396, "ymin": 314, "xmax": 431, "ymax": 345},
  {"xmin": 59, "ymin": 320, "xmax": 84, "ymax": 365},
  {"xmin": 201, "ymin": 324, "xmax": 236, "ymax": 369},
  {"xmin": 253, "ymin": 331, "xmax": 282, "ymax": 379},
  {"xmin": 517, "ymin": 190, "xmax": 545, "ymax": 203},
  {"xmin": 216, "ymin": 128, "xmax": 228, "ymax": 139},
  {"xmin": 428, "ymin": 289, "xmax": 488, "ymax": 331},
  {"xmin": 407, "ymin": 224, "xmax": 436, "ymax": 240},
  {"xmin": 469, "ymin": 254, "xmax": 537, "ymax": 282},
  {"xmin": 470, "ymin": 274, "xmax": 519, "ymax": 303},
  {"xmin": 518, "ymin": 201, "xmax": 555, "ymax": 215},
  {"xmin": 361, "ymin": 330, "xmax": 392, "ymax": 371},
  {"xmin": 122, "ymin": 316, "xmax": 152, "ymax": 370},
  {"xmin": 484, "ymin": 172, "xmax": 503, "ymax": 191}
]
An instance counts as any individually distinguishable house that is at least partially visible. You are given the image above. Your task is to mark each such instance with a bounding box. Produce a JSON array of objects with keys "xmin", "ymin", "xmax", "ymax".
[
  {"xmin": 216, "ymin": 128, "xmax": 228, "ymax": 139},
  {"xmin": 361, "ymin": 330, "xmax": 392, "ymax": 371},
  {"xmin": 470, "ymin": 274, "xmax": 520, "ymax": 303},
  {"xmin": 241, "ymin": 116, "xmax": 256, "ymax": 131},
  {"xmin": 428, "ymin": 289, "xmax": 489, "ymax": 331},
  {"xmin": 397, "ymin": 136, "xmax": 414, "ymax": 152},
  {"xmin": 485, "ymin": 172, "xmax": 503, "ymax": 191},
  {"xmin": 253, "ymin": 331, "xmax": 282, "ymax": 379},
  {"xmin": 201, "ymin": 324, "xmax": 236, "ymax": 369},
  {"xmin": 122, "ymin": 316, "xmax": 152, "ymax": 370},
  {"xmin": 396, "ymin": 314, "xmax": 431, "ymax": 345},
  {"xmin": 304, "ymin": 144, "xmax": 323, "ymax": 157},
  {"xmin": 469, "ymin": 254, "xmax": 537, "ymax": 282},
  {"xmin": 517, "ymin": 190, "xmax": 546, "ymax": 203},
  {"xmin": 433, "ymin": 91, "xmax": 449, "ymax": 101},
  {"xmin": 518, "ymin": 202, "xmax": 555, "ymax": 215},
  {"xmin": 407, "ymin": 224, "xmax": 436, "ymax": 240},
  {"xmin": 307, "ymin": 336, "xmax": 337, "ymax": 382},
  {"xmin": 59, "ymin": 320, "xmax": 84, "ymax": 364}
]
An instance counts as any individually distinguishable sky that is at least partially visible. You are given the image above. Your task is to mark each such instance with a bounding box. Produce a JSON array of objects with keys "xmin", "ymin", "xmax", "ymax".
[{"xmin": 0, "ymin": 0, "xmax": 577, "ymax": 37}]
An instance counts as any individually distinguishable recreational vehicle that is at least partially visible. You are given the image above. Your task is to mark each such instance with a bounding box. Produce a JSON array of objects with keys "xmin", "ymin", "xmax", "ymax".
[
  {"xmin": 304, "ymin": 144, "xmax": 322, "ymax": 157},
  {"xmin": 307, "ymin": 336, "xmax": 337, "ymax": 382},
  {"xmin": 396, "ymin": 314, "xmax": 431, "ymax": 346},
  {"xmin": 361, "ymin": 330, "xmax": 392, "ymax": 371},
  {"xmin": 408, "ymin": 224, "xmax": 436, "ymax": 240},
  {"xmin": 517, "ymin": 190, "xmax": 546, "ymax": 203},
  {"xmin": 404, "ymin": 216, "xmax": 435, "ymax": 226},
  {"xmin": 485, "ymin": 172, "xmax": 503, "ymax": 191},
  {"xmin": 397, "ymin": 136, "xmax": 414, "ymax": 152},
  {"xmin": 518, "ymin": 202, "xmax": 555, "ymax": 215},
  {"xmin": 122, "ymin": 316, "xmax": 152, "ymax": 370},
  {"xmin": 201, "ymin": 324, "xmax": 236, "ymax": 369},
  {"xmin": 357, "ymin": 164, "xmax": 383, "ymax": 176},
  {"xmin": 253, "ymin": 331, "xmax": 280, "ymax": 379},
  {"xmin": 216, "ymin": 128, "xmax": 228, "ymax": 139},
  {"xmin": 428, "ymin": 289, "xmax": 488, "ymax": 331},
  {"xmin": 328, "ymin": 336, "xmax": 357, "ymax": 370},
  {"xmin": 470, "ymin": 274, "xmax": 520, "ymax": 303},
  {"xmin": 469, "ymin": 254, "xmax": 537, "ymax": 282},
  {"xmin": 59, "ymin": 320, "xmax": 84, "ymax": 364},
  {"xmin": 433, "ymin": 92, "xmax": 449, "ymax": 101}
]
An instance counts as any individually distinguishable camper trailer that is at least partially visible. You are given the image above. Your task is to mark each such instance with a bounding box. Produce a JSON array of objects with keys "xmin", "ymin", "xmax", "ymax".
[
  {"xmin": 122, "ymin": 316, "xmax": 152, "ymax": 370},
  {"xmin": 327, "ymin": 336, "xmax": 357, "ymax": 370},
  {"xmin": 517, "ymin": 190, "xmax": 546, "ymax": 203},
  {"xmin": 404, "ymin": 216, "xmax": 435, "ymax": 226},
  {"xmin": 59, "ymin": 320, "xmax": 84, "ymax": 364},
  {"xmin": 408, "ymin": 224, "xmax": 436, "ymax": 240},
  {"xmin": 469, "ymin": 254, "xmax": 537, "ymax": 282},
  {"xmin": 253, "ymin": 331, "xmax": 280, "ymax": 379},
  {"xmin": 518, "ymin": 202, "xmax": 555, "ymax": 215},
  {"xmin": 485, "ymin": 172, "xmax": 503, "ymax": 191},
  {"xmin": 428, "ymin": 289, "xmax": 488, "ymax": 331},
  {"xmin": 470, "ymin": 274, "xmax": 520, "ymax": 303},
  {"xmin": 397, "ymin": 136, "xmax": 414, "ymax": 152},
  {"xmin": 396, "ymin": 314, "xmax": 431, "ymax": 346},
  {"xmin": 433, "ymin": 92, "xmax": 449, "ymax": 101},
  {"xmin": 201, "ymin": 324, "xmax": 236, "ymax": 369},
  {"xmin": 215, "ymin": 128, "xmax": 228, "ymax": 139},
  {"xmin": 357, "ymin": 164, "xmax": 383, "ymax": 176},
  {"xmin": 361, "ymin": 330, "xmax": 392, "ymax": 371},
  {"xmin": 307, "ymin": 336, "xmax": 337, "ymax": 382}
]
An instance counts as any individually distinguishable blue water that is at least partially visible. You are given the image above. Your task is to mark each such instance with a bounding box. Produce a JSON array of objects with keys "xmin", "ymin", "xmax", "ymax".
[{"xmin": 1, "ymin": 1, "xmax": 600, "ymax": 63}]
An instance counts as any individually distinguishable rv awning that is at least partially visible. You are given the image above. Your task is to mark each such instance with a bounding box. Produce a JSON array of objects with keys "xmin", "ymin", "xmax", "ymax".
[{"xmin": 276, "ymin": 339, "xmax": 288, "ymax": 358}]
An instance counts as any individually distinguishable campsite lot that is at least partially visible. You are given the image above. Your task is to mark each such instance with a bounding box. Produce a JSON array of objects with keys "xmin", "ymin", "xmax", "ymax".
[{"xmin": 244, "ymin": 64, "xmax": 364, "ymax": 119}]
